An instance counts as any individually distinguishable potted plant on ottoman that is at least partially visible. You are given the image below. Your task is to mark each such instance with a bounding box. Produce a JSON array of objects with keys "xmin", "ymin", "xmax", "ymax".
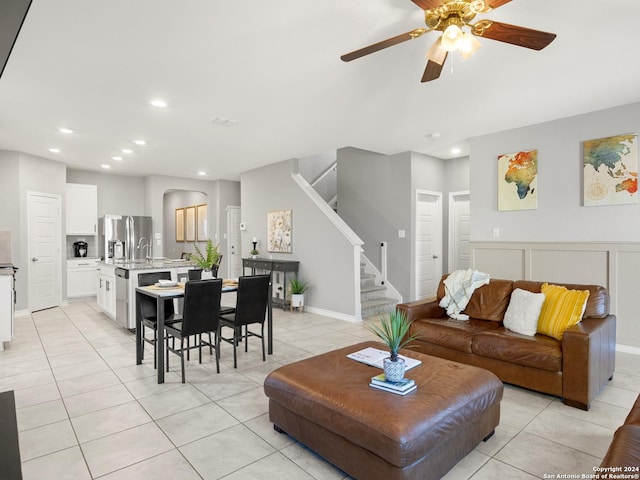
[
  {"xmin": 367, "ymin": 310, "xmax": 418, "ymax": 382},
  {"xmin": 288, "ymin": 277, "xmax": 309, "ymax": 312},
  {"xmin": 189, "ymin": 239, "xmax": 221, "ymax": 279}
]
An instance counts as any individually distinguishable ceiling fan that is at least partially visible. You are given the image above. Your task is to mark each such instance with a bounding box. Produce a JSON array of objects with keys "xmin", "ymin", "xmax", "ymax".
[{"xmin": 340, "ymin": 0, "xmax": 556, "ymax": 82}]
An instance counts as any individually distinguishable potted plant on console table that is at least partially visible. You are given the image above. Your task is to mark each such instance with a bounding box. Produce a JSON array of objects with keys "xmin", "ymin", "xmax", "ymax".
[
  {"xmin": 367, "ymin": 310, "xmax": 419, "ymax": 382},
  {"xmin": 189, "ymin": 239, "xmax": 221, "ymax": 279}
]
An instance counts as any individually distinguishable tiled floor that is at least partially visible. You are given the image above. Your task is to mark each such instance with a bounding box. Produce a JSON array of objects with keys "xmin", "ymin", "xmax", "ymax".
[{"xmin": 1, "ymin": 300, "xmax": 638, "ymax": 480}]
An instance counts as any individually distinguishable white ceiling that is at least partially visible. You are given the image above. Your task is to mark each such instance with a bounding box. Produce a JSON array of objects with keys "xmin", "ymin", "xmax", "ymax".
[{"xmin": 1, "ymin": 0, "xmax": 639, "ymax": 181}]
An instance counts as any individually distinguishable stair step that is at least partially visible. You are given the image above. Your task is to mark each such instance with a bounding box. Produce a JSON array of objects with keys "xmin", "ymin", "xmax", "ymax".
[
  {"xmin": 361, "ymin": 297, "xmax": 397, "ymax": 319},
  {"xmin": 360, "ymin": 273, "xmax": 376, "ymax": 289},
  {"xmin": 360, "ymin": 285, "xmax": 387, "ymax": 301}
]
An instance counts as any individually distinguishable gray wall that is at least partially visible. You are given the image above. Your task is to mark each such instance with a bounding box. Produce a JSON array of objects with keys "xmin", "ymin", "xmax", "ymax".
[
  {"xmin": 0, "ymin": 152, "xmax": 20, "ymax": 270},
  {"xmin": 470, "ymin": 102, "xmax": 640, "ymax": 242},
  {"xmin": 144, "ymin": 175, "xmax": 240, "ymax": 273},
  {"xmin": 163, "ymin": 190, "xmax": 208, "ymax": 260},
  {"xmin": 67, "ymin": 169, "xmax": 145, "ymax": 217},
  {"xmin": 338, "ymin": 147, "xmax": 455, "ymax": 302},
  {"xmin": 241, "ymin": 159, "xmax": 358, "ymax": 316},
  {"xmin": 337, "ymin": 148, "xmax": 412, "ymax": 299},
  {"xmin": 0, "ymin": 152, "xmax": 67, "ymax": 310}
]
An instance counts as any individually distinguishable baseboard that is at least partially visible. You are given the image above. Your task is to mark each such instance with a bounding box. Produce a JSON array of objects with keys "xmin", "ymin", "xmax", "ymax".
[
  {"xmin": 15, "ymin": 309, "xmax": 29, "ymax": 317},
  {"xmin": 616, "ymin": 344, "xmax": 640, "ymax": 355},
  {"xmin": 303, "ymin": 305, "xmax": 361, "ymax": 323}
]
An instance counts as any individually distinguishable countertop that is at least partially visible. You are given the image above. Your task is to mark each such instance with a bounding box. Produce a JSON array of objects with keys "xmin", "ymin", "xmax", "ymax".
[{"xmin": 99, "ymin": 259, "xmax": 196, "ymax": 271}]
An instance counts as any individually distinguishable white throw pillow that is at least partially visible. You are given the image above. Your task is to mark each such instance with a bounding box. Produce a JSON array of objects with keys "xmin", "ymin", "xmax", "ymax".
[{"xmin": 503, "ymin": 288, "xmax": 546, "ymax": 336}]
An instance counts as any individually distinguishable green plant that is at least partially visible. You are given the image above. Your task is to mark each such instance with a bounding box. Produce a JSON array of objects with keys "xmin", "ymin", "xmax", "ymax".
[
  {"xmin": 367, "ymin": 310, "xmax": 419, "ymax": 362},
  {"xmin": 288, "ymin": 277, "xmax": 309, "ymax": 295},
  {"xmin": 250, "ymin": 248, "xmax": 259, "ymax": 256},
  {"xmin": 189, "ymin": 239, "xmax": 220, "ymax": 270}
]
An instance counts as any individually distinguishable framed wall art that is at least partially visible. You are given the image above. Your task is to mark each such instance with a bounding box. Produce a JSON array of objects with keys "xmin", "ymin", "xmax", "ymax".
[
  {"xmin": 175, "ymin": 208, "xmax": 185, "ymax": 242},
  {"xmin": 583, "ymin": 134, "xmax": 638, "ymax": 206},
  {"xmin": 267, "ymin": 209, "xmax": 292, "ymax": 253},
  {"xmin": 196, "ymin": 203, "xmax": 208, "ymax": 241},
  {"xmin": 498, "ymin": 149, "xmax": 538, "ymax": 211},
  {"xmin": 185, "ymin": 205, "xmax": 196, "ymax": 242}
]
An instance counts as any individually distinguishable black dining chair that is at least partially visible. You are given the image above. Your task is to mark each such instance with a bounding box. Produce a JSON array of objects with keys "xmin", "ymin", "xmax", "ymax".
[
  {"xmin": 165, "ymin": 278, "xmax": 222, "ymax": 382},
  {"xmin": 138, "ymin": 271, "xmax": 180, "ymax": 369},
  {"xmin": 217, "ymin": 275, "xmax": 270, "ymax": 369},
  {"xmin": 188, "ymin": 268, "xmax": 202, "ymax": 280}
]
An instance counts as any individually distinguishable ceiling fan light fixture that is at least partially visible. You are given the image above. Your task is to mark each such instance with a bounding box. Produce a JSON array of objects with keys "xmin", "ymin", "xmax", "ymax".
[
  {"xmin": 441, "ymin": 25, "xmax": 464, "ymax": 52},
  {"xmin": 426, "ymin": 37, "xmax": 447, "ymax": 65},
  {"xmin": 459, "ymin": 32, "xmax": 482, "ymax": 59}
]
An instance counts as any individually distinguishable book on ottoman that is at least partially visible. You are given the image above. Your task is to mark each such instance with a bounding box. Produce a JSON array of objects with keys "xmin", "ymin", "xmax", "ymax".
[{"xmin": 369, "ymin": 373, "xmax": 417, "ymax": 395}]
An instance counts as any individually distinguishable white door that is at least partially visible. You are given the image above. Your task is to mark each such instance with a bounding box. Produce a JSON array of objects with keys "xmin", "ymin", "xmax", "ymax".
[
  {"xmin": 226, "ymin": 206, "xmax": 242, "ymax": 278},
  {"xmin": 449, "ymin": 192, "xmax": 471, "ymax": 271},
  {"xmin": 415, "ymin": 191, "xmax": 442, "ymax": 301},
  {"xmin": 28, "ymin": 192, "xmax": 61, "ymax": 312}
]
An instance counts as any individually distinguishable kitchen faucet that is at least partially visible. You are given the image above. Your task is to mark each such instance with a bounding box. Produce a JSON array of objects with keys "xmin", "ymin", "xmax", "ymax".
[{"xmin": 136, "ymin": 237, "xmax": 152, "ymax": 261}]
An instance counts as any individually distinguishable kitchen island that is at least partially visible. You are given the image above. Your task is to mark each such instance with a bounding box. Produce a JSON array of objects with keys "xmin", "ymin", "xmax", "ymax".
[{"xmin": 97, "ymin": 259, "xmax": 197, "ymax": 329}]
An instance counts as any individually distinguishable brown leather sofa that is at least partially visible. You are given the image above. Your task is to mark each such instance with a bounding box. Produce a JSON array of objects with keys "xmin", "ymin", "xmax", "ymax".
[
  {"xmin": 397, "ymin": 278, "xmax": 616, "ymax": 410},
  {"xmin": 599, "ymin": 393, "xmax": 640, "ymax": 469}
]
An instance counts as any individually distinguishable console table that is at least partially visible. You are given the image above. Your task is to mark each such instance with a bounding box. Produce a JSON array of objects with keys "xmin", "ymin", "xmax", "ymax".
[
  {"xmin": 242, "ymin": 258, "xmax": 299, "ymax": 310},
  {"xmin": 243, "ymin": 258, "xmax": 299, "ymax": 356}
]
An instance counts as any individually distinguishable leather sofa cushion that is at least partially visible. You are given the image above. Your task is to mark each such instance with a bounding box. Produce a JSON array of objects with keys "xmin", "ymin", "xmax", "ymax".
[
  {"xmin": 472, "ymin": 328, "xmax": 562, "ymax": 372},
  {"xmin": 625, "ymin": 395, "xmax": 640, "ymax": 426},
  {"xmin": 411, "ymin": 318, "xmax": 501, "ymax": 354},
  {"xmin": 514, "ymin": 280, "xmax": 609, "ymax": 319},
  {"xmin": 463, "ymin": 279, "xmax": 514, "ymax": 322},
  {"xmin": 437, "ymin": 277, "xmax": 514, "ymax": 322},
  {"xmin": 599, "ymin": 425, "xmax": 640, "ymax": 469}
]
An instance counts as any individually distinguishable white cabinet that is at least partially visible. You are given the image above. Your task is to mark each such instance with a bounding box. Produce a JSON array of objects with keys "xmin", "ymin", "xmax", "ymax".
[
  {"xmin": 0, "ymin": 274, "xmax": 14, "ymax": 351},
  {"xmin": 96, "ymin": 264, "xmax": 116, "ymax": 319},
  {"xmin": 66, "ymin": 183, "xmax": 98, "ymax": 235},
  {"xmin": 67, "ymin": 259, "xmax": 98, "ymax": 298}
]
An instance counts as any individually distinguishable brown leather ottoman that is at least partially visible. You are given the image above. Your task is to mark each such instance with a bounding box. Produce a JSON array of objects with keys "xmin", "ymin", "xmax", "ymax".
[{"xmin": 264, "ymin": 341, "xmax": 503, "ymax": 480}]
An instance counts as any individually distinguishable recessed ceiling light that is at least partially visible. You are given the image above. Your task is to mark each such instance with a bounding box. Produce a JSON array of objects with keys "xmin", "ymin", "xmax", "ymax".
[
  {"xmin": 58, "ymin": 127, "xmax": 74, "ymax": 134},
  {"xmin": 121, "ymin": 148, "xmax": 133, "ymax": 154},
  {"xmin": 451, "ymin": 147, "xmax": 462, "ymax": 155},
  {"xmin": 111, "ymin": 156, "xmax": 122, "ymax": 161},
  {"xmin": 101, "ymin": 164, "xmax": 110, "ymax": 169},
  {"xmin": 198, "ymin": 171, "xmax": 207, "ymax": 176},
  {"xmin": 49, "ymin": 148, "xmax": 60, "ymax": 153},
  {"xmin": 150, "ymin": 99, "xmax": 167, "ymax": 108},
  {"xmin": 133, "ymin": 139, "xmax": 146, "ymax": 146}
]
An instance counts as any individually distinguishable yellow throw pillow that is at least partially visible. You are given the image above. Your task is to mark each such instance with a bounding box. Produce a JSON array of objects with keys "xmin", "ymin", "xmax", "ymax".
[{"xmin": 537, "ymin": 283, "xmax": 590, "ymax": 340}]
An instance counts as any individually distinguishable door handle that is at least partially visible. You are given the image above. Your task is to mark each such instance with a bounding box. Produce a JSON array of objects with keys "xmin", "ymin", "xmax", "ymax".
[
  {"xmin": 31, "ymin": 257, "xmax": 38, "ymax": 262},
  {"xmin": 433, "ymin": 255, "xmax": 439, "ymax": 259}
]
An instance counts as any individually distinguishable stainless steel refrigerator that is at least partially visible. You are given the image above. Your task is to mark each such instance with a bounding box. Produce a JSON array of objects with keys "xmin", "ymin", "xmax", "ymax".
[{"xmin": 98, "ymin": 215, "xmax": 153, "ymax": 261}]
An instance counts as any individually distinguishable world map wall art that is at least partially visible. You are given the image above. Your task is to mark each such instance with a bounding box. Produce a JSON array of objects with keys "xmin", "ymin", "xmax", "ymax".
[
  {"xmin": 583, "ymin": 134, "xmax": 638, "ymax": 206},
  {"xmin": 498, "ymin": 149, "xmax": 538, "ymax": 211}
]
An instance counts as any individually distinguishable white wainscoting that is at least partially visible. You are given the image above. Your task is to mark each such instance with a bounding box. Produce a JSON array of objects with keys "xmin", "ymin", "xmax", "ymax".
[{"xmin": 471, "ymin": 242, "xmax": 640, "ymax": 349}]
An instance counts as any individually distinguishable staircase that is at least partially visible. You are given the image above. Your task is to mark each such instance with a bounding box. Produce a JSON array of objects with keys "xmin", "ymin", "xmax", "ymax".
[{"xmin": 360, "ymin": 263, "xmax": 398, "ymax": 319}]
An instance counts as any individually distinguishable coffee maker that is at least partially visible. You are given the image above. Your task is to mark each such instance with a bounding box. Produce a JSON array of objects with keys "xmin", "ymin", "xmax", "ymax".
[{"xmin": 73, "ymin": 241, "xmax": 88, "ymax": 257}]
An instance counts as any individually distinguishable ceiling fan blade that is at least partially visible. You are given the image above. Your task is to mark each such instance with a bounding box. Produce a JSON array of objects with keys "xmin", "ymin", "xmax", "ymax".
[
  {"xmin": 484, "ymin": 0, "xmax": 512, "ymax": 10},
  {"xmin": 340, "ymin": 28, "xmax": 427, "ymax": 62},
  {"xmin": 421, "ymin": 53, "xmax": 447, "ymax": 82},
  {"xmin": 410, "ymin": 0, "xmax": 443, "ymax": 10},
  {"xmin": 472, "ymin": 20, "xmax": 556, "ymax": 50}
]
